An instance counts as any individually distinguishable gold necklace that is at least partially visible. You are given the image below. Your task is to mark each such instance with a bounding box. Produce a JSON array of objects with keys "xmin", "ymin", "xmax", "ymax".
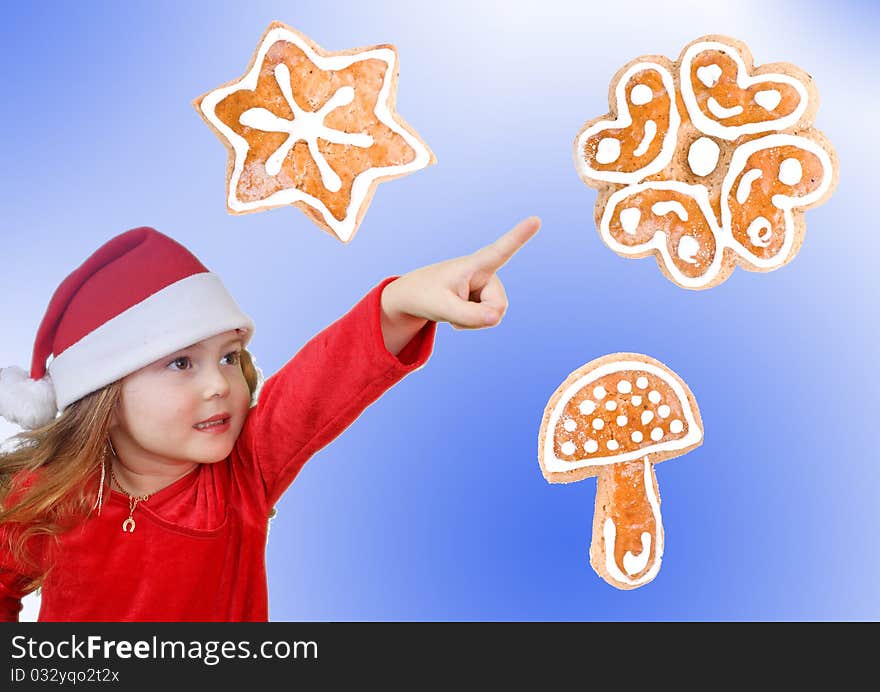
[{"xmin": 109, "ymin": 465, "xmax": 151, "ymax": 533}]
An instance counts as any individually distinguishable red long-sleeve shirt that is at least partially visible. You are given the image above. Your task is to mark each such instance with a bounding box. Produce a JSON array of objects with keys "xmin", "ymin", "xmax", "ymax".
[{"xmin": 0, "ymin": 278, "xmax": 436, "ymax": 621}]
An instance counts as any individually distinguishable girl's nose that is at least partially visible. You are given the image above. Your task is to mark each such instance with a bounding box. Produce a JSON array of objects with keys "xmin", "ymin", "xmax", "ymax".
[{"xmin": 204, "ymin": 367, "xmax": 231, "ymax": 399}]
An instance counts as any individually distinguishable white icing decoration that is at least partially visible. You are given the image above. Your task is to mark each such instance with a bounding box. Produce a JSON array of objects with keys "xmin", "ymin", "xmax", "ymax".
[
  {"xmin": 648, "ymin": 390, "xmax": 661, "ymax": 404},
  {"xmin": 670, "ymin": 419, "xmax": 684, "ymax": 434},
  {"xmin": 592, "ymin": 418, "xmax": 605, "ymax": 430},
  {"xmin": 680, "ymin": 40, "xmax": 809, "ymax": 141},
  {"xmin": 543, "ymin": 361, "xmax": 702, "ymax": 474},
  {"xmin": 636, "ymin": 377, "xmax": 648, "ymax": 389},
  {"xmin": 721, "ymin": 134, "xmax": 834, "ymax": 269},
  {"xmin": 561, "ymin": 441, "xmax": 576, "ymax": 455},
  {"xmin": 617, "ymin": 380, "xmax": 632, "ymax": 394},
  {"xmin": 687, "ymin": 136, "xmax": 720, "ymax": 176},
  {"xmin": 198, "ymin": 26, "xmax": 431, "ymax": 242},
  {"xmin": 575, "ymin": 62, "xmax": 681, "ymax": 184},
  {"xmin": 585, "ymin": 440, "xmax": 599, "ymax": 453},
  {"xmin": 651, "ymin": 427, "xmax": 664, "ymax": 441},
  {"xmin": 563, "ymin": 419, "xmax": 577, "ymax": 432},
  {"xmin": 641, "ymin": 410, "xmax": 654, "ymax": 425},
  {"xmin": 579, "ymin": 400, "xmax": 597, "ymax": 415},
  {"xmin": 746, "ymin": 217, "xmax": 773, "ymax": 248},
  {"xmin": 677, "ymin": 236, "xmax": 700, "ymax": 265},
  {"xmin": 696, "ymin": 64, "xmax": 722, "ymax": 88},
  {"xmin": 631, "ymin": 395, "xmax": 643, "ymax": 406},
  {"xmin": 593, "ymin": 386, "xmax": 607, "ymax": 400},
  {"xmin": 779, "ymin": 158, "xmax": 803, "ymax": 186},
  {"xmin": 631, "ymin": 84, "xmax": 653, "ymax": 105},
  {"xmin": 707, "ymin": 97, "xmax": 744, "ymax": 119},
  {"xmin": 620, "ymin": 208, "xmax": 641, "ymax": 235},
  {"xmin": 633, "ymin": 120, "xmax": 657, "ymax": 157},
  {"xmin": 754, "ymin": 89, "xmax": 782, "ymax": 111},
  {"xmin": 658, "ymin": 405, "xmax": 671, "ymax": 418},
  {"xmin": 622, "ymin": 532, "xmax": 652, "ymax": 576},
  {"xmin": 607, "ymin": 440, "xmax": 620, "ymax": 451},
  {"xmin": 602, "ymin": 459, "xmax": 663, "ymax": 585},
  {"xmin": 596, "ymin": 138, "xmax": 621, "ymax": 164},
  {"xmin": 605, "ymin": 400, "xmax": 618, "ymax": 411},
  {"xmin": 631, "ymin": 430, "xmax": 644, "ymax": 443},
  {"xmin": 616, "ymin": 415, "xmax": 628, "ymax": 427},
  {"xmin": 239, "ymin": 67, "xmax": 374, "ymax": 191},
  {"xmin": 736, "ymin": 168, "xmax": 763, "ymax": 204},
  {"xmin": 652, "ymin": 200, "xmax": 689, "ymax": 222}
]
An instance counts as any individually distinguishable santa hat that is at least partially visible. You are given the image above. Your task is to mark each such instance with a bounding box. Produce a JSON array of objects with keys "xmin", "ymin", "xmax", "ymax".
[{"xmin": 0, "ymin": 227, "xmax": 254, "ymax": 429}]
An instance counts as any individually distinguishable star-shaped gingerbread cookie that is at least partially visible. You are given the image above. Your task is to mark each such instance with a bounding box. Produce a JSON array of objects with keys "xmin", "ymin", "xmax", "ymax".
[{"xmin": 194, "ymin": 21, "xmax": 436, "ymax": 242}]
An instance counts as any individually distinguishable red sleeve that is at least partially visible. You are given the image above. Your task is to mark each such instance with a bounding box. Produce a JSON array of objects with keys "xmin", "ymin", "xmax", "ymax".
[
  {"xmin": 233, "ymin": 277, "xmax": 436, "ymax": 508},
  {"xmin": 0, "ymin": 576, "xmax": 23, "ymax": 622}
]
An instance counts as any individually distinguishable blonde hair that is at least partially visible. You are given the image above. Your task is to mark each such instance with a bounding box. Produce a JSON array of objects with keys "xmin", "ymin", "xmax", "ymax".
[{"xmin": 0, "ymin": 349, "xmax": 261, "ymax": 595}]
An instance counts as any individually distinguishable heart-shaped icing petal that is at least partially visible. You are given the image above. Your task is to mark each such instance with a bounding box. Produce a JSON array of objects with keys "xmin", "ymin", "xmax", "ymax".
[
  {"xmin": 575, "ymin": 62, "xmax": 680, "ymax": 185},
  {"xmin": 721, "ymin": 133, "xmax": 834, "ymax": 268},
  {"xmin": 600, "ymin": 182, "xmax": 723, "ymax": 288},
  {"xmin": 679, "ymin": 40, "xmax": 809, "ymax": 140}
]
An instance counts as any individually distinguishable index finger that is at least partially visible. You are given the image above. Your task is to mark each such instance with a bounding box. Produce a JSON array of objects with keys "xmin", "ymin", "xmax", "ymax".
[{"xmin": 471, "ymin": 216, "xmax": 541, "ymax": 273}]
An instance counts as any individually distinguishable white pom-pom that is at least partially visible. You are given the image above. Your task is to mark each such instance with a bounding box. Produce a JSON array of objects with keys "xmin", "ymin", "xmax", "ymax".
[{"xmin": 0, "ymin": 366, "xmax": 58, "ymax": 430}]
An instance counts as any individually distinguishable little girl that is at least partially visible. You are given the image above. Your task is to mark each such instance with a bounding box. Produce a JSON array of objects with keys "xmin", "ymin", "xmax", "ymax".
[{"xmin": 0, "ymin": 218, "xmax": 539, "ymax": 622}]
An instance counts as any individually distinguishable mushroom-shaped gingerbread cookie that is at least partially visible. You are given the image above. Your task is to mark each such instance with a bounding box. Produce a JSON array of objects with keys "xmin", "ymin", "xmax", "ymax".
[{"xmin": 538, "ymin": 353, "xmax": 703, "ymax": 589}]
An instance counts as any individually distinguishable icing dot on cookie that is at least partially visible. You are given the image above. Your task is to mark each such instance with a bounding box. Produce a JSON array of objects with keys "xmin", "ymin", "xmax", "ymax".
[
  {"xmin": 779, "ymin": 158, "xmax": 803, "ymax": 186},
  {"xmin": 584, "ymin": 439, "xmax": 599, "ymax": 453},
  {"xmin": 605, "ymin": 400, "xmax": 618, "ymax": 411},
  {"xmin": 696, "ymin": 63, "xmax": 722, "ymax": 88},
  {"xmin": 677, "ymin": 236, "xmax": 701, "ymax": 265},
  {"xmin": 754, "ymin": 89, "xmax": 782, "ymax": 111},
  {"xmin": 658, "ymin": 405, "xmax": 671, "ymax": 419},
  {"xmin": 636, "ymin": 377, "xmax": 648, "ymax": 389},
  {"xmin": 651, "ymin": 427, "xmax": 664, "ymax": 441},
  {"xmin": 563, "ymin": 418, "xmax": 577, "ymax": 432},
  {"xmin": 616, "ymin": 415, "xmax": 628, "ymax": 427},
  {"xmin": 617, "ymin": 380, "xmax": 632, "ymax": 394},
  {"xmin": 630, "ymin": 83, "xmax": 653, "ymax": 105},
  {"xmin": 641, "ymin": 410, "xmax": 654, "ymax": 425},
  {"xmin": 648, "ymin": 390, "xmax": 661, "ymax": 404},
  {"xmin": 596, "ymin": 138, "xmax": 621, "ymax": 164},
  {"xmin": 592, "ymin": 418, "xmax": 605, "ymax": 430},
  {"xmin": 607, "ymin": 440, "xmax": 620, "ymax": 451},
  {"xmin": 670, "ymin": 419, "xmax": 684, "ymax": 434},
  {"xmin": 561, "ymin": 441, "xmax": 576, "ymax": 456},
  {"xmin": 631, "ymin": 395, "xmax": 643, "ymax": 406},
  {"xmin": 579, "ymin": 400, "xmax": 596, "ymax": 415},
  {"xmin": 687, "ymin": 137, "xmax": 720, "ymax": 177},
  {"xmin": 593, "ymin": 386, "xmax": 607, "ymax": 400},
  {"xmin": 620, "ymin": 208, "xmax": 641, "ymax": 235},
  {"xmin": 631, "ymin": 430, "xmax": 644, "ymax": 443}
]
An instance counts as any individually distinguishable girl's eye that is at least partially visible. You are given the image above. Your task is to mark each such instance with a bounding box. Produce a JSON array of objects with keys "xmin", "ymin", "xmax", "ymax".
[
  {"xmin": 168, "ymin": 356, "xmax": 191, "ymax": 371},
  {"xmin": 222, "ymin": 351, "xmax": 241, "ymax": 366}
]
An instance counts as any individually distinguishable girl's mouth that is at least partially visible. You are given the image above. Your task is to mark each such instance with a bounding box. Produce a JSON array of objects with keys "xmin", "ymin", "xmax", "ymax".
[{"xmin": 193, "ymin": 416, "xmax": 231, "ymax": 433}]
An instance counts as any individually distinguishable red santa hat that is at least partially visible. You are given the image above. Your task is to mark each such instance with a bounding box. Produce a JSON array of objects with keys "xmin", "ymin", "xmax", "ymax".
[{"xmin": 0, "ymin": 227, "xmax": 254, "ymax": 429}]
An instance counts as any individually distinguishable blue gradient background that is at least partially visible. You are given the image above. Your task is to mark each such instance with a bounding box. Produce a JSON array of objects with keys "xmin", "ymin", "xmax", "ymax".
[{"xmin": 1, "ymin": 1, "xmax": 877, "ymax": 621}]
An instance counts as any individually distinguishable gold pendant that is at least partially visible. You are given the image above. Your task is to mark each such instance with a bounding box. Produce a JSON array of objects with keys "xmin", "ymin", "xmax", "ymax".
[{"xmin": 122, "ymin": 517, "xmax": 136, "ymax": 533}]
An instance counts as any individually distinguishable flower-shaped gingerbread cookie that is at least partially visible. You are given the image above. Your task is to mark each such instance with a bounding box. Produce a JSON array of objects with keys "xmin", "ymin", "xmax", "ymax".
[
  {"xmin": 194, "ymin": 21, "xmax": 435, "ymax": 242},
  {"xmin": 574, "ymin": 35, "xmax": 839, "ymax": 289}
]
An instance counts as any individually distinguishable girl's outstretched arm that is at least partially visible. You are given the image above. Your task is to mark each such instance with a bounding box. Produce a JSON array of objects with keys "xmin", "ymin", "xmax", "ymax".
[{"xmin": 379, "ymin": 216, "xmax": 541, "ymax": 354}]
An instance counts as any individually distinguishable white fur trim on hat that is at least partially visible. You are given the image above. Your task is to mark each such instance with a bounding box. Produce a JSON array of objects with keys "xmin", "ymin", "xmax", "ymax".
[
  {"xmin": 0, "ymin": 366, "xmax": 58, "ymax": 430},
  {"xmin": 48, "ymin": 272, "xmax": 254, "ymax": 411}
]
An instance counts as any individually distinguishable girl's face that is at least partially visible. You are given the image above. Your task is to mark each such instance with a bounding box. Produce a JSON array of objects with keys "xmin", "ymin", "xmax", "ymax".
[{"xmin": 111, "ymin": 330, "xmax": 251, "ymax": 467}]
